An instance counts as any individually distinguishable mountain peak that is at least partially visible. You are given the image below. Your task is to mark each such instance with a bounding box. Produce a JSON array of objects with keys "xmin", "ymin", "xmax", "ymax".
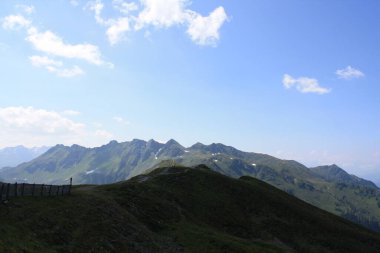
[
  {"xmin": 189, "ymin": 142, "xmax": 239, "ymax": 156},
  {"xmin": 130, "ymin": 139, "xmax": 147, "ymax": 146},
  {"xmin": 155, "ymin": 139, "xmax": 184, "ymax": 157},
  {"xmin": 107, "ymin": 140, "xmax": 119, "ymax": 145},
  {"xmin": 165, "ymin": 139, "xmax": 181, "ymax": 146},
  {"xmin": 209, "ymin": 143, "xmax": 228, "ymax": 151},
  {"xmin": 329, "ymin": 164, "xmax": 341, "ymax": 169},
  {"xmin": 50, "ymin": 144, "xmax": 68, "ymax": 150},
  {"xmin": 313, "ymin": 164, "xmax": 347, "ymax": 175},
  {"xmin": 190, "ymin": 142, "xmax": 205, "ymax": 149},
  {"xmin": 311, "ymin": 164, "xmax": 377, "ymax": 188},
  {"xmin": 146, "ymin": 139, "xmax": 163, "ymax": 153},
  {"xmin": 43, "ymin": 144, "xmax": 70, "ymax": 155},
  {"xmin": 147, "ymin": 139, "xmax": 162, "ymax": 145},
  {"xmin": 71, "ymin": 144, "xmax": 85, "ymax": 149}
]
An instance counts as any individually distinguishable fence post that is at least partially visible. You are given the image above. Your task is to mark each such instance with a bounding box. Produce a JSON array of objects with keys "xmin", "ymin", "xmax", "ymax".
[
  {"xmin": 69, "ymin": 177, "xmax": 72, "ymax": 195},
  {"xmin": 6, "ymin": 183, "xmax": 10, "ymax": 200},
  {"xmin": 0, "ymin": 182, "xmax": 71, "ymax": 201},
  {"xmin": 21, "ymin": 183, "xmax": 25, "ymax": 196},
  {"xmin": 32, "ymin": 183, "xmax": 35, "ymax": 196},
  {"xmin": 0, "ymin": 184, "xmax": 4, "ymax": 202},
  {"xmin": 14, "ymin": 182, "xmax": 18, "ymax": 197}
]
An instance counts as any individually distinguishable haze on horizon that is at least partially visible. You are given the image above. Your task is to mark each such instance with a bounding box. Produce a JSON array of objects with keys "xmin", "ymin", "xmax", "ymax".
[{"xmin": 0, "ymin": 1, "xmax": 379, "ymax": 181}]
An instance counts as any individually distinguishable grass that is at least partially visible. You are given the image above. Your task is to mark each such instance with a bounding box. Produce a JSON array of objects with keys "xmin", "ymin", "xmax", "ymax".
[{"xmin": 1, "ymin": 166, "xmax": 380, "ymax": 252}]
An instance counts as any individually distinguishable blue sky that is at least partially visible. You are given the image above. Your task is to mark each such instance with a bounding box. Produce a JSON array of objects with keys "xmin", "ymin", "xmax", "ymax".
[{"xmin": 0, "ymin": 0, "xmax": 379, "ymax": 180}]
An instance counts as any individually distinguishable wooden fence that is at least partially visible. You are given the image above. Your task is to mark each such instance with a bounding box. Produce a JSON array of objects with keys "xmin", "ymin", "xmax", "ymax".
[{"xmin": 0, "ymin": 178, "xmax": 72, "ymax": 202}]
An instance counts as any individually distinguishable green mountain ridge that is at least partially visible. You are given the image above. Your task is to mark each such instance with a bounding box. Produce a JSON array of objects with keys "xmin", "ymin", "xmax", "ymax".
[
  {"xmin": 2, "ymin": 165, "xmax": 380, "ymax": 253},
  {"xmin": 311, "ymin": 164, "xmax": 377, "ymax": 188},
  {"xmin": 1, "ymin": 139, "xmax": 380, "ymax": 233}
]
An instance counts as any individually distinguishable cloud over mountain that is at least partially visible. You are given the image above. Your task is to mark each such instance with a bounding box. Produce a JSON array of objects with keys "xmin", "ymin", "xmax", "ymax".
[
  {"xmin": 1, "ymin": 9, "xmax": 112, "ymax": 77},
  {"xmin": 0, "ymin": 107, "xmax": 113, "ymax": 148}
]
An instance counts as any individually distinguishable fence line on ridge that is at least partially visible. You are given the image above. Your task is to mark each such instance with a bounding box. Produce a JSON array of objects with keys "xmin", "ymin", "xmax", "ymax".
[{"xmin": 0, "ymin": 178, "xmax": 72, "ymax": 202}]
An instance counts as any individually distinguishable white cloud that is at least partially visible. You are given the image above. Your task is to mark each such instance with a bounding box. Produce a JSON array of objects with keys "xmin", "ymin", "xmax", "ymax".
[
  {"xmin": 135, "ymin": 0, "xmax": 189, "ymax": 28},
  {"xmin": 88, "ymin": 1, "xmax": 132, "ymax": 45},
  {"xmin": 282, "ymin": 74, "xmax": 330, "ymax": 94},
  {"xmin": 2, "ymin": 12, "xmax": 112, "ymax": 74},
  {"xmin": 135, "ymin": 0, "xmax": 227, "ymax": 45},
  {"xmin": 0, "ymin": 107, "xmax": 84, "ymax": 135},
  {"xmin": 26, "ymin": 27, "xmax": 109, "ymax": 66},
  {"xmin": 29, "ymin": 55, "xmax": 63, "ymax": 67},
  {"xmin": 2, "ymin": 15, "xmax": 31, "ymax": 30},
  {"xmin": 89, "ymin": 0, "xmax": 108, "ymax": 25},
  {"xmin": 29, "ymin": 55, "xmax": 84, "ymax": 78},
  {"xmin": 113, "ymin": 0, "xmax": 138, "ymax": 14},
  {"xmin": 88, "ymin": 0, "xmax": 228, "ymax": 46},
  {"xmin": 49, "ymin": 65, "xmax": 85, "ymax": 78},
  {"xmin": 16, "ymin": 5, "xmax": 35, "ymax": 15},
  {"xmin": 106, "ymin": 17, "xmax": 132, "ymax": 45},
  {"xmin": 0, "ymin": 107, "xmax": 113, "ymax": 148},
  {"xmin": 113, "ymin": 116, "xmax": 130, "ymax": 125},
  {"xmin": 187, "ymin": 7, "xmax": 228, "ymax": 46},
  {"xmin": 336, "ymin": 66, "xmax": 364, "ymax": 80}
]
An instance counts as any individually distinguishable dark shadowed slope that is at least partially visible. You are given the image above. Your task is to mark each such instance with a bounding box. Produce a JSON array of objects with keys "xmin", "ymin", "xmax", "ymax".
[{"xmin": 1, "ymin": 165, "xmax": 380, "ymax": 253}]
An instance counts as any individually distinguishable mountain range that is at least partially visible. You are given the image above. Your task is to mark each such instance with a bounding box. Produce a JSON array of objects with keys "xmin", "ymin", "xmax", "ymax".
[
  {"xmin": 2, "ymin": 165, "xmax": 380, "ymax": 253},
  {"xmin": 0, "ymin": 145, "xmax": 50, "ymax": 170},
  {"xmin": 1, "ymin": 139, "xmax": 380, "ymax": 233}
]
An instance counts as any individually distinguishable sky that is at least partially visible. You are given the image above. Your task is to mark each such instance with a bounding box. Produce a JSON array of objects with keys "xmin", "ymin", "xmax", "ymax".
[{"xmin": 0, "ymin": 0, "xmax": 379, "ymax": 180}]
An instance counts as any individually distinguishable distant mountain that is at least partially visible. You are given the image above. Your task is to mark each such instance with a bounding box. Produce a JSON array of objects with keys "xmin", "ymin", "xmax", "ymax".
[
  {"xmin": 0, "ymin": 139, "xmax": 170, "ymax": 184},
  {"xmin": 312, "ymin": 164, "xmax": 377, "ymax": 188},
  {"xmin": 2, "ymin": 165, "xmax": 380, "ymax": 253},
  {"xmin": 0, "ymin": 145, "xmax": 50, "ymax": 170},
  {"xmin": 2, "ymin": 139, "xmax": 380, "ymax": 233}
]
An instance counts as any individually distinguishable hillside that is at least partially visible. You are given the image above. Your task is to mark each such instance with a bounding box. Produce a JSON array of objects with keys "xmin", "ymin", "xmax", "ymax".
[
  {"xmin": 1, "ymin": 165, "xmax": 380, "ymax": 253},
  {"xmin": 2, "ymin": 139, "xmax": 380, "ymax": 233}
]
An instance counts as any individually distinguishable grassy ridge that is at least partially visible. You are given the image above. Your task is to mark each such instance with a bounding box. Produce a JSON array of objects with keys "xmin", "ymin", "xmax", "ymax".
[{"xmin": 1, "ymin": 166, "xmax": 380, "ymax": 253}]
